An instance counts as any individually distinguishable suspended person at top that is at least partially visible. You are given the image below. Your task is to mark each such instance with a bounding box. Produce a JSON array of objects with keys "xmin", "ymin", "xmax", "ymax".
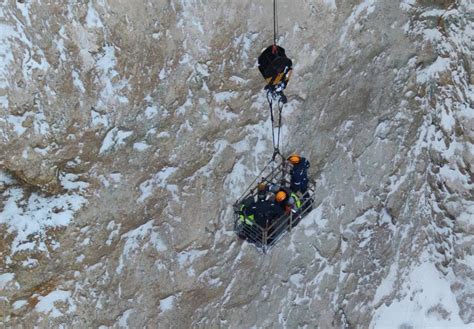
[{"xmin": 258, "ymin": 45, "xmax": 293, "ymax": 104}]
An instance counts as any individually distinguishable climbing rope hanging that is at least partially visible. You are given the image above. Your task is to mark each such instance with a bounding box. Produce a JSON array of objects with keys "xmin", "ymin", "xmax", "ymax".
[
  {"xmin": 267, "ymin": 90, "xmax": 284, "ymax": 162},
  {"xmin": 268, "ymin": 0, "xmax": 284, "ymax": 162},
  {"xmin": 273, "ymin": 0, "xmax": 277, "ymax": 47}
]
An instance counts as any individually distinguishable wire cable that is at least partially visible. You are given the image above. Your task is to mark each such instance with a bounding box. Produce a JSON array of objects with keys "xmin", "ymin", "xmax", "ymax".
[{"xmin": 273, "ymin": 0, "xmax": 277, "ymax": 45}]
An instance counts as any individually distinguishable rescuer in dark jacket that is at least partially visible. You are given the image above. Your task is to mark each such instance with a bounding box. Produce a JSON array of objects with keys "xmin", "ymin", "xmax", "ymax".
[
  {"xmin": 287, "ymin": 154, "xmax": 310, "ymax": 195},
  {"xmin": 287, "ymin": 153, "xmax": 313, "ymax": 213},
  {"xmin": 275, "ymin": 188, "xmax": 302, "ymax": 214},
  {"xmin": 253, "ymin": 187, "xmax": 284, "ymax": 228}
]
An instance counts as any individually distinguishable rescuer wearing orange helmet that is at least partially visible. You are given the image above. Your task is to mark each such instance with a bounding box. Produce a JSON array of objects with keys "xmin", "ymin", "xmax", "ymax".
[
  {"xmin": 274, "ymin": 188, "xmax": 301, "ymax": 215},
  {"xmin": 287, "ymin": 153, "xmax": 310, "ymax": 195}
]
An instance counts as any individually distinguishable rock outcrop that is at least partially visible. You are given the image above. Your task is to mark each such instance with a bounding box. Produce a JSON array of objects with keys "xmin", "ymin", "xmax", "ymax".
[{"xmin": 0, "ymin": 0, "xmax": 472, "ymax": 327}]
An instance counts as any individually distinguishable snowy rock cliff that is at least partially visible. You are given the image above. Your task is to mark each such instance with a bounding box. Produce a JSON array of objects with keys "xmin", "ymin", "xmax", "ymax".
[{"xmin": 0, "ymin": 0, "xmax": 472, "ymax": 327}]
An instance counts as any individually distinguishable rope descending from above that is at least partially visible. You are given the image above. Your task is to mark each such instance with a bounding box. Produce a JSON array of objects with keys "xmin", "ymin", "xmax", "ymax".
[
  {"xmin": 266, "ymin": 90, "xmax": 285, "ymax": 162},
  {"xmin": 273, "ymin": 0, "xmax": 277, "ymax": 48}
]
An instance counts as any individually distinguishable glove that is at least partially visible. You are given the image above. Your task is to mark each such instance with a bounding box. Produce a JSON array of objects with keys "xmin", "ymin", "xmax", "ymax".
[{"xmin": 268, "ymin": 183, "xmax": 279, "ymax": 193}]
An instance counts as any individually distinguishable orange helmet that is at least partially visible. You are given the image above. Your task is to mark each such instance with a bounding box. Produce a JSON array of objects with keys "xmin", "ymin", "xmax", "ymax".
[
  {"xmin": 287, "ymin": 154, "xmax": 301, "ymax": 165},
  {"xmin": 275, "ymin": 190, "xmax": 287, "ymax": 202}
]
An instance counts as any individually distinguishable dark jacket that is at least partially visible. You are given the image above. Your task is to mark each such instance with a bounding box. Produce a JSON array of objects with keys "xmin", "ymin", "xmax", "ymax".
[
  {"xmin": 275, "ymin": 187, "xmax": 302, "ymax": 214},
  {"xmin": 252, "ymin": 199, "xmax": 284, "ymax": 228},
  {"xmin": 290, "ymin": 157, "xmax": 310, "ymax": 193}
]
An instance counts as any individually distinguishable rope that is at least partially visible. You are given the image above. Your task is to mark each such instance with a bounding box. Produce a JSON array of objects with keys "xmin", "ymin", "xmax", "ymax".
[
  {"xmin": 235, "ymin": 90, "xmax": 286, "ymax": 206},
  {"xmin": 276, "ymin": 97, "xmax": 283, "ymax": 156},
  {"xmin": 273, "ymin": 0, "xmax": 277, "ymax": 46},
  {"xmin": 267, "ymin": 90, "xmax": 286, "ymax": 163},
  {"xmin": 267, "ymin": 91, "xmax": 276, "ymax": 157}
]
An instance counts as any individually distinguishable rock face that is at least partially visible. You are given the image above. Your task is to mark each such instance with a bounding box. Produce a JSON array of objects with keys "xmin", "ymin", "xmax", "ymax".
[{"xmin": 0, "ymin": 0, "xmax": 472, "ymax": 327}]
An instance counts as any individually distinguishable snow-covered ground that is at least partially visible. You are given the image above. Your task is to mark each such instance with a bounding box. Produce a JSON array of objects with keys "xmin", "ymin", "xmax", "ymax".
[
  {"xmin": 372, "ymin": 260, "xmax": 467, "ymax": 328},
  {"xmin": 0, "ymin": 171, "xmax": 87, "ymax": 254}
]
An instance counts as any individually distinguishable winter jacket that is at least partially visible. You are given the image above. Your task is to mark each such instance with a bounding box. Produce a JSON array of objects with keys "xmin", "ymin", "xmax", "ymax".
[
  {"xmin": 252, "ymin": 199, "xmax": 284, "ymax": 228},
  {"xmin": 238, "ymin": 204, "xmax": 255, "ymax": 226},
  {"xmin": 275, "ymin": 188, "xmax": 302, "ymax": 214},
  {"xmin": 290, "ymin": 157, "xmax": 310, "ymax": 193}
]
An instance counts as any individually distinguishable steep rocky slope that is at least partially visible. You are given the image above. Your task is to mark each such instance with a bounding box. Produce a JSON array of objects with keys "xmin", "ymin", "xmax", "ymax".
[{"xmin": 0, "ymin": 0, "xmax": 472, "ymax": 327}]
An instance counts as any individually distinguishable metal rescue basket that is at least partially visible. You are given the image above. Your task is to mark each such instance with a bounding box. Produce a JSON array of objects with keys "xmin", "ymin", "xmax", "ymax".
[{"xmin": 233, "ymin": 162, "xmax": 315, "ymax": 253}]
